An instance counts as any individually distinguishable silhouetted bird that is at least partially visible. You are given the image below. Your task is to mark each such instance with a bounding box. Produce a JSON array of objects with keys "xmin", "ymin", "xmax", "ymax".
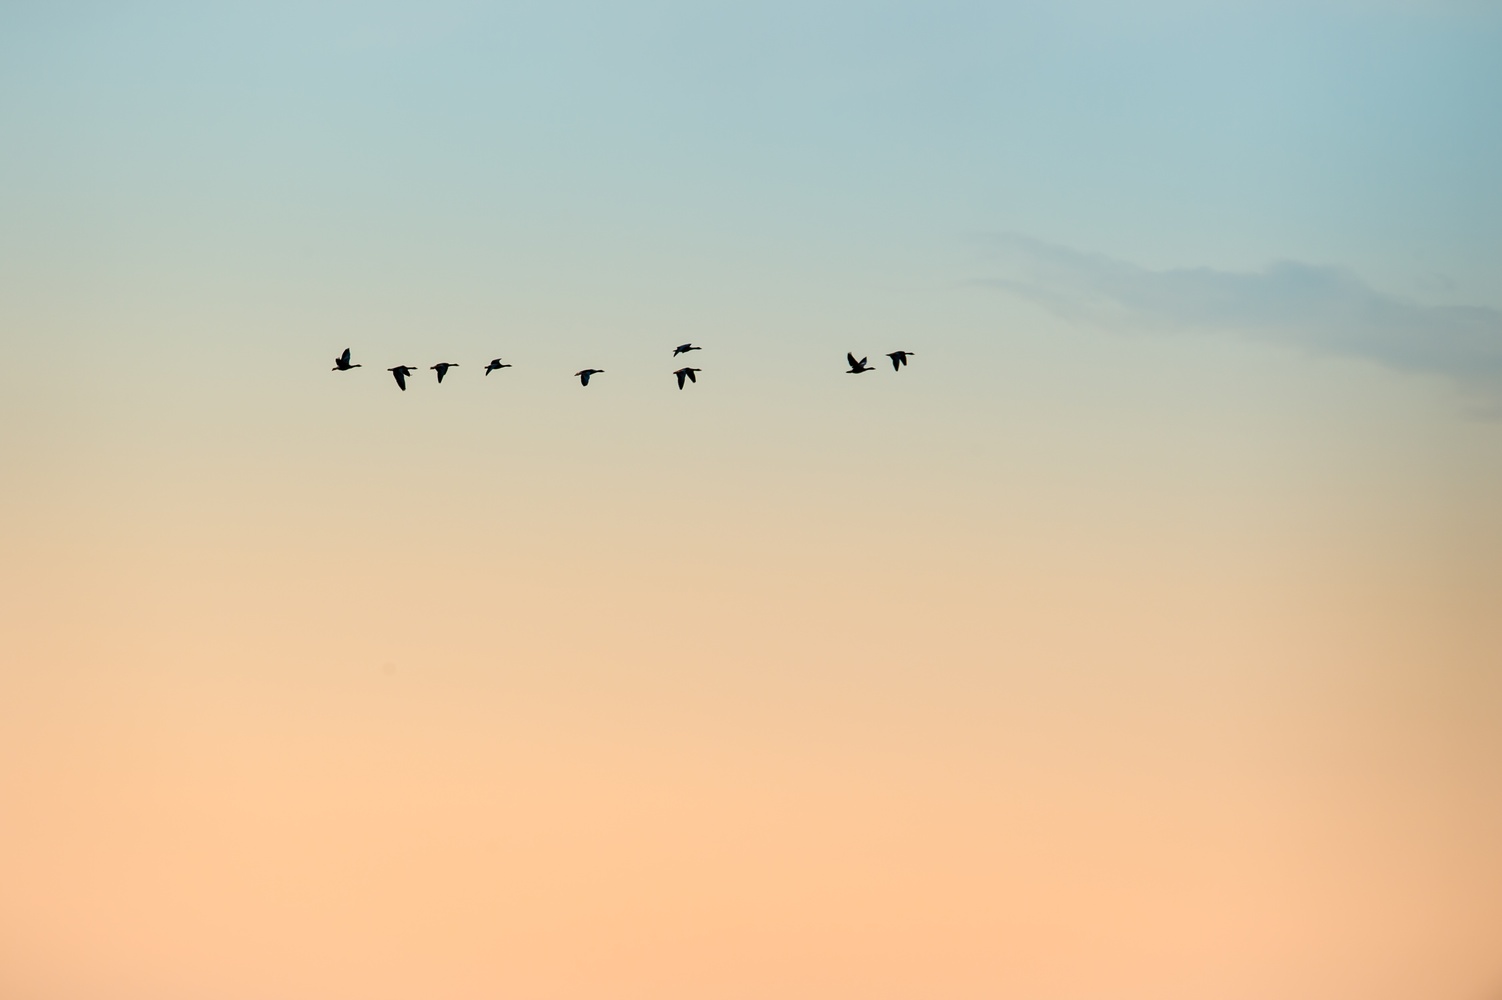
[
  {"xmin": 887, "ymin": 350, "xmax": 913, "ymax": 371},
  {"xmin": 672, "ymin": 343, "xmax": 702, "ymax": 356},
  {"xmin": 388, "ymin": 366, "xmax": 416, "ymax": 391},
  {"xmin": 431, "ymin": 362, "xmax": 458, "ymax": 383},
  {"xmin": 331, "ymin": 348, "xmax": 361, "ymax": 371},
  {"xmin": 673, "ymin": 367, "xmax": 701, "ymax": 390},
  {"xmin": 575, "ymin": 369, "xmax": 605, "ymax": 386},
  {"xmin": 846, "ymin": 353, "xmax": 875, "ymax": 374},
  {"xmin": 484, "ymin": 358, "xmax": 512, "ymax": 375}
]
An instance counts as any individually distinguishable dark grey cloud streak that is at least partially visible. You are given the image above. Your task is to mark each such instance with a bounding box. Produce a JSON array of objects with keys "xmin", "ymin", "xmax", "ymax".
[{"xmin": 979, "ymin": 233, "xmax": 1502, "ymax": 401}]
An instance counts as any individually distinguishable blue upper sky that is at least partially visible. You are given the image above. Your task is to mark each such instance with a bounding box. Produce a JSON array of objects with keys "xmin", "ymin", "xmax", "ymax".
[
  {"xmin": 2, "ymin": 0, "xmax": 1498, "ymax": 413},
  {"xmin": 5, "ymin": 2, "xmax": 1497, "ymax": 270}
]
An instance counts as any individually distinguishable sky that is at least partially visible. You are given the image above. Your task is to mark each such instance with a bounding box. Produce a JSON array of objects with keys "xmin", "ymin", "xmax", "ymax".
[{"xmin": 2, "ymin": 3, "xmax": 1500, "ymax": 999}]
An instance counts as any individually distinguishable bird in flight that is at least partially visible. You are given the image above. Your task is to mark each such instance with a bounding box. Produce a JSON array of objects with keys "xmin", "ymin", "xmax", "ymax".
[
  {"xmin": 575, "ymin": 369, "xmax": 605, "ymax": 386},
  {"xmin": 431, "ymin": 362, "xmax": 458, "ymax": 383},
  {"xmin": 673, "ymin": 367, "xmax": 701, "ymax": 390},
  {"xmin": 332, "ymin": 348, "xmax": 361, "ymax": 371},
  {"xmin": 887, "ymin": 350, "xmax": 914, "ymax": 371},
  {"xmin": 484, "ymin": 358, "xmax": 512, "ymax": 375},
  {"xmin": 388, "ymin": 365, "xmax": 416, "ymax": 391},
  {"xmin": 672, "ymin": 343, "xmax": 701, "ymax": 356},
  {"xmin": 846, "ymin": 353, "xmax": 875, "ymax": 374}
]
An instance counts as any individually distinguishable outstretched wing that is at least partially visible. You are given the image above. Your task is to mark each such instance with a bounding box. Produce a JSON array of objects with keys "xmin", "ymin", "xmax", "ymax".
[
  {"xmin": 340, "ymin": 348, "xmax": 351, "ymax": 365},
  {"xmin": 580, "ymin": 371, "xmax": 592, "ymax": 386},
  {"xmin": 675, "ymin": 370, "xmax": 686, "ymax": 389},
  {"xmin": 847, "ymin": 353, "xmax": 859, "ymax": 368},
  {"xmin": 686, "ymin": 369, "xmax": 697, "ymax": 383},
  {"xmin": 393, "ymin": 369, "xmax": 407, "ymax": 390}
]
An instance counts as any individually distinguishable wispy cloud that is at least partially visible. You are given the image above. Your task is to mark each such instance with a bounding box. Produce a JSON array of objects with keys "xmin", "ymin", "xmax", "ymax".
[{"xmin": 977, "ymin": 233, "xmax": 1502, "ymax": 400}]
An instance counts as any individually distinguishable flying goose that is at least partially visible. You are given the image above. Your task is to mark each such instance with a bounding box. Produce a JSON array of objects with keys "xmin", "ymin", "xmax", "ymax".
[
  {"xmin": 673, "ymin": 367, "xmax": 700, "ymax": 390},
  {"xmin": 431, "ymin": 362, "xmax": 458, "ymax": 383},
  {"xmin": 575, "ymin": 369, "xmax": 605, "ymax": 386},
  {"xmin": 672, "ymin": 343, "xmax": 702, "ymax": 356},
  {"xmin": 887, "ymin": 350, "xmax": 914, "ymax": 370},
  {"xmin": 484, "ymin": 358, "xmax": 512, "ymax": 375},
  {"xmin": 388, "ymin": 366, "xmax": 416, "ymax": 391},
  {"xmin": 331, "ymin": 348, "xmax": 361, "ymax": 371},
  {"xmin": 846, "ymin": 353, "xmax": 875, "ymax": 374}
]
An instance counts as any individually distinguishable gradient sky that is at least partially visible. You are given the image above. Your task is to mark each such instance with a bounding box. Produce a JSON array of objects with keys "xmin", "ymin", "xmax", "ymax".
[{"xmin": 3, "ymin": 4, "xmax": 1501, "ymax": 999}]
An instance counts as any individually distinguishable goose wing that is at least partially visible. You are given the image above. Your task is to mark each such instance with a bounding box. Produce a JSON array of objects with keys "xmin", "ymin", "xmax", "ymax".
[
  {"xmin": 686, "ymin": 368, "xmax": 697, "ymax": 383},
  {"xmin": 339, "ymin": 348, "xmax": 351, "ymax": 366}
]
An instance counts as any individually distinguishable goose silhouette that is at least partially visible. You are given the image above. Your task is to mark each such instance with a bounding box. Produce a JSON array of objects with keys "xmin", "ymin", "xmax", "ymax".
[
  {"xmin": 431, "ymin": 362, "xmax": 458, "ymax": 383},
  {"xmin": 388, "ymin": 366, "xmax": 416, "ymax": 391},
  {"xmin": 673, "ymin": 367, "xmax": 700, "ymax": 390},
  {"xmin": 846, "ymin": 353, "xmax": 875, "ymax": 374},
  {"xmin": 331, "ymin": 348, "xmax": 361, "ymax": 371},
  {"xmin": 887, "ymin": 350, "xmax": 913, "ymax": 371},
  {"xmin": 672, "ymin": 343, "xmax": 702, "ymax": 357},
  {"xmin": 484, "ymin": 358, "xmax": 512, "ymax": 375},
  {"xmin": 575, "ymin": 369, "xmax": 605, "ymax": 386}
]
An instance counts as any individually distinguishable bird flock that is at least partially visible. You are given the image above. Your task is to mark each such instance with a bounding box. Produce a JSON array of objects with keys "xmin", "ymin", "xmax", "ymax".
[{"xmin": 331, "ymin": 344, "xmax": 915, "ymax": 390}]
